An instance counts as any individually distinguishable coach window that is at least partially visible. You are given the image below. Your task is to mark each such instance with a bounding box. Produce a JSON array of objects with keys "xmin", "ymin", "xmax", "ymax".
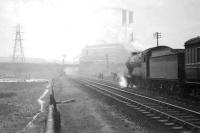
[
  {"xmin": 186, "ymin": 49, "xmax": 189, "ymax": 64},
  {"xmin": 185, "ymin": 49, "xmax": 187, "ymax": 63},
  {"xmin": 191, "ymin": 48, "xmax": 193, "ymax": 63},
  {"xmin": 192, "ymin": 48, "xmax": 195, "ymax": 63},
  {"xmin": 190, "ymin": 48, "xmax": 193, "ymax": 63},
  {"xmin": 188, "ymin": 48, "xmax": 190, "ymax": 63},
  {"xmin": 194, "ymin": 48, "xmax": 196, "ymax": 63},
  {"xmin": 197, "ymin": 47, "xmax": 200, "ymax": 63},
  {"xmin": 187, "ymin": 48, "xmax": 189, "ymax": 63},
  {"xmin": 194, "ymin": 47, "xmax": 197, "ymax": 63},
  {"xmin": 186, "ymin": 49, "xmax": 188, "ymax": 63},
  {"xmin": 189, "ymin": 48, "xmax": 191, "ymax": 63}
]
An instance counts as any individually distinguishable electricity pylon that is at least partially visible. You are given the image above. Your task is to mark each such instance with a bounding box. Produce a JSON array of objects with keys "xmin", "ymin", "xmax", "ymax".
[{"xmin": 12, "ymin": 24, "xmax": 25, "ymax": 63}]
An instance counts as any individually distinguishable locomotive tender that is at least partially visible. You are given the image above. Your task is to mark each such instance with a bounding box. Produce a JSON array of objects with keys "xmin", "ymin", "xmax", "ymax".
[{"xmin": 125, "ymin": 36, "xmax": 200, "ymax": 98}]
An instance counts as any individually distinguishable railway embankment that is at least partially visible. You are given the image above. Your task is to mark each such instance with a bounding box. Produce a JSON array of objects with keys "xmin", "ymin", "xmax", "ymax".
[{"xmin": 0, "ymin": 80, "xmax": 49, "ymax": 133}]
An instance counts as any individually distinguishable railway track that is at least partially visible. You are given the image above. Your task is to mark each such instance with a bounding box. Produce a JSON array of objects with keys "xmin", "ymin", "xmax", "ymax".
[
  {"xmin": 86, "ymin": 77, "xmax": 200, "ymax": 113},
  {"xmin": 73, "ymin": 76, "xmax": 200, "ymax": 133}
]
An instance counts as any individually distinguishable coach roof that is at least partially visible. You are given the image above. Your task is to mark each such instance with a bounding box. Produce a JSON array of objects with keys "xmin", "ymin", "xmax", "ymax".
[
  {"xmin": 142, "ymin": 46, "xmax": 171, "ymax": 55},
  {"xmin": 185, "ymin": 36, "xmax": 200, "ymax": 46}
]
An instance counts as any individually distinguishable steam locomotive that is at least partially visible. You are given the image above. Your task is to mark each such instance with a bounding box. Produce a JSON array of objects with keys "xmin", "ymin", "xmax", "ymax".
[{"xmin": 125, "ymin": 36, "xmax": 200, "ymax": 99}]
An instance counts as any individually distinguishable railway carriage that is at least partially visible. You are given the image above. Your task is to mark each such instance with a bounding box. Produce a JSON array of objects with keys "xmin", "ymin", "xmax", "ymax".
[
  {"xmin": 184, "ymin": 37, "xmax": 200, "ymax": 97},
  {"xmin": 185, "ymin": 37, "xmax": 200, "ymax": 82}
]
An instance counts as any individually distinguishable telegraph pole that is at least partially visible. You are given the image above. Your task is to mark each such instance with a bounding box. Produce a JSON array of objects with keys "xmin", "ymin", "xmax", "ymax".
[
  {"xmin": 61, "ymin": 54, "xmax": 66, "ymax": 75},
  {"xmin": 153, "ymin": 32, "xmax": 161, "ymax": 47},
  {"xmin": 62, "ymin": 55, "xmax": 66, "ymax": 65}
]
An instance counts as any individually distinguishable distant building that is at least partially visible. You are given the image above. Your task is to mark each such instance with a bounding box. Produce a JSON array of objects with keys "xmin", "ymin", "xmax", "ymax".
[
  {"xmin": 78, "ymin": 7, "xmax": 136, "ymax": 75},
  {"xmin": 79, "ymin": 43, "xmax": 131, "ymax": 65}
]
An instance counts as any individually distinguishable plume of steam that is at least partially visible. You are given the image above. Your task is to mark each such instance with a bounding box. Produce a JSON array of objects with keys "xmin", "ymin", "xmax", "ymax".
[
  {"xmin": 130, "ymin": 40, "xmax": 147, "ymax": 52},
  {"xmin": 118, "ymin": 76, "xmax": 127, "ymax": 88}
]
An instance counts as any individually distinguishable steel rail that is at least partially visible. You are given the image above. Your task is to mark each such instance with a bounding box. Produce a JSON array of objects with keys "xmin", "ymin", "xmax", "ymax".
[
  {"xmin": 90, "ymin": 77, "xmax": 200, "ymax": 113},
  {"xmin": 77, "ymin": 78, "xmax": 200, "ymax": 131},
  {"xmin": 85, "ymin": 78, "xmax": 200, "ymax": 116}
]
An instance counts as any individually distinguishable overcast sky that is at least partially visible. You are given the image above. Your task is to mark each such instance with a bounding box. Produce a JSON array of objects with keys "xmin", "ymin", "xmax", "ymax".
[{"xmin": 0, "ymin": 0, "xmax": 200, "ymax": 61}]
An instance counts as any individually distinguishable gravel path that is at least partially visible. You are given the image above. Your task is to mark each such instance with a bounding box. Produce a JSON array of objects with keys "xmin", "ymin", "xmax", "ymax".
[{"xmin": 53, "ymin": 76, "xmax": 148, "ymax": 133}]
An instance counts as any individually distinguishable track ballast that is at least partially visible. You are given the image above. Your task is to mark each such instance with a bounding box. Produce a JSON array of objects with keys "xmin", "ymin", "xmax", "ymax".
[{"xmin": 72, "ymin": 76, "xmax": 200, "ymax": 133}]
